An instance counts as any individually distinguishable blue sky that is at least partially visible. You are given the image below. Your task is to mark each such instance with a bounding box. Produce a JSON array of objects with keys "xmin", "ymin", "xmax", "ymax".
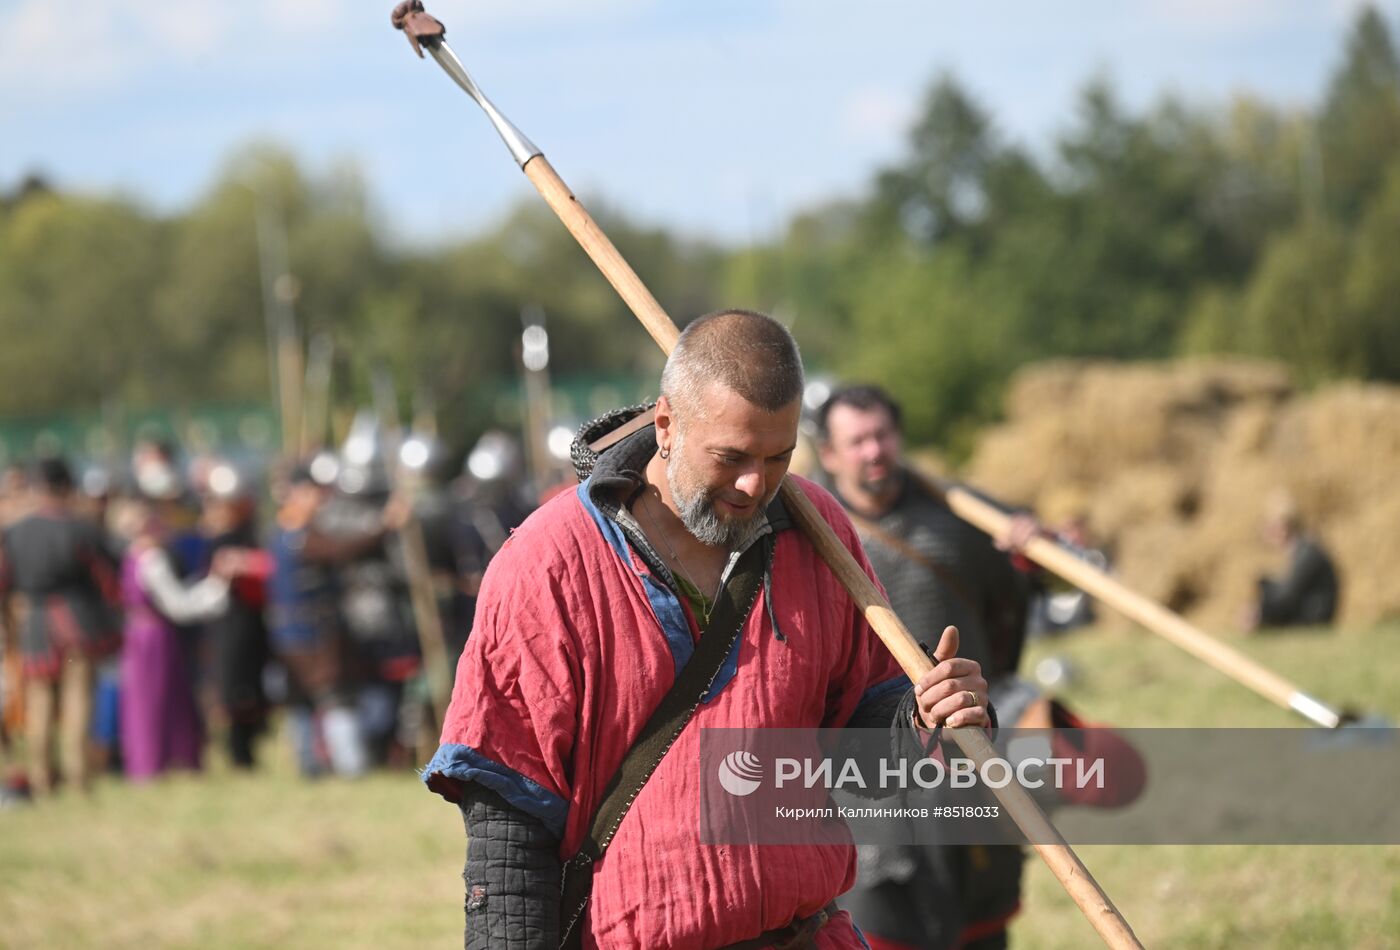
[{"xmin": 2, "ymin": 0, "xmax": 1395, "ymax": 246}]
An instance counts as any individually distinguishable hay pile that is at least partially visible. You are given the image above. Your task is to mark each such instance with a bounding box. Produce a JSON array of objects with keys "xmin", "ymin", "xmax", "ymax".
[{"xmin": 961, "ymin": 358, "xmax": 1400, "ymax": 630}]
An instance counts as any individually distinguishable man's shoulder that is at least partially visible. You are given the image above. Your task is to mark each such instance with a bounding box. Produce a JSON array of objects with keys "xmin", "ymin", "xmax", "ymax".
[
  {"xmin": 783, "ymin": 475, "xmax": 863, "ymax": 549},
  {"xmin": 1295, "ymin": 535, "xmax": 1338, "ymax": 572},
  {"xmin": 487, "ymin": 485, "xmax": 594, "ymax": 568},
  {"xmin": 786, "ymin": 472, "xmax": 845, "ymax": 516},
  {"xmin": 892, "ymin": 472, "xmax": 953, "ymax": 514},
  {"xmin": 3, "ymin": 512, "xmax": 60, "ymax": 543},
  {"xmin": 892, "ymin": 477, "xmax": 986, "ymax": 539},
  {"xmin": 5, "ymin": 511, "xmax": 42, "ymax": 532}
]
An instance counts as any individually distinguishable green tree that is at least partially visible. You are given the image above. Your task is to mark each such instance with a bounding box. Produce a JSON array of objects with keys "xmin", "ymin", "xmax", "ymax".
[
  {"xmin": 1318, "ymin": 5, "xmax": 1400, "ymax": 222},
  {"xmin": 1236, "ymin": 221, "xmax": 1359, "ymax": 381},
  {"xmin": 0, "ymin": 190, "xmax": 168, "ymax": 413},
  {"xmin": 1341, "ymin": 157, "xmax": 1400, "ymax": 379},
  {"xmin": 842, "ymin": 244, "xmax": 1020, "ymax": 453}
]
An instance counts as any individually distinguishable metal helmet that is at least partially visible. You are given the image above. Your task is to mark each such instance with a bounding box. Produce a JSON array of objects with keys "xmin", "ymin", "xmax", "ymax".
[
  {"xmin": 337, "ymin": 410, "xmax": 390, "ymax": 496},
  {"xmin": 464, "ymin": 429, "xmax": 522, "ymax": 484}
]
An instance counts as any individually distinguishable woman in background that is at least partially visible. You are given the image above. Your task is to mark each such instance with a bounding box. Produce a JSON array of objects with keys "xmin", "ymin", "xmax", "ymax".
[{"xmin": 119, "ymin": 461, "xmax": 245, "ymax": 781}]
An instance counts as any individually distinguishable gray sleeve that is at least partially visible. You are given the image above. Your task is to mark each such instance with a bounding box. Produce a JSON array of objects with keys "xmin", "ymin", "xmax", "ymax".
[
  {"xmin": 847, "ymin": 681, "xmax": 908, "ymax": 729},
  {"xmin": 460, "ymin": 785, "xmax": 563, "ymax": 950},
  {"xmin": 838, "ymin": 685, "xmax": 999, "ymax": 801}
]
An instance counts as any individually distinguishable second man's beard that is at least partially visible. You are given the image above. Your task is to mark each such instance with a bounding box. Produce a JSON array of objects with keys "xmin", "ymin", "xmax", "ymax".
[{"xmin": 859, "ymin": 464, "xmax": 902, "ymax": 501}]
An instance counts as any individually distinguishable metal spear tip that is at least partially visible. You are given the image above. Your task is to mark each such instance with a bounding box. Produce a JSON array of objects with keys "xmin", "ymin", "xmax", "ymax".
[{"xmin": 391, "ymin": 0, "xmax": 445, "ymax": 59}]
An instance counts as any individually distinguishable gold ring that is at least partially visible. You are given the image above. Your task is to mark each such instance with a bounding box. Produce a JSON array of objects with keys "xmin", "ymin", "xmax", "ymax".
[{"xmin": 966, "ymin": 690, "xmax": 979, "ymax": 707}]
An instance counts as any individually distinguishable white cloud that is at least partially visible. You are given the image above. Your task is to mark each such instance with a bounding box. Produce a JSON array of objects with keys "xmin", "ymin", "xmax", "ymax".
[
  {"xmin": 254, "ymin": 0, "xmax": 349, "ymax": 36},
  {"xmin": 0, "ymin": 0, "xmax": 646, "ymax": 100},
  {"xmin": 1143, "ymin": 0, "xmax": 1389, "ymax": 34},
  {"xmin": 425, "ymin": 0, "xmax": 648, "ymax": 29},
  {"xmin": 136, "ymin": 0, "xmax": 238, "ymax": 56},
  {"xmin": 840, "ymin": 87, "xmax": 915, "ymax": 140},
  {"xmin": 1326, "ymin": 0, "xmax": 1392, "ymax": 22},
  {"xmin": 1147, "ymin": 0, "xmax": 1280, "ymax": 31},
  {"xmin": 0, "ymin": 0, "xmax": 348, "ymax": 99},
  {"xmin": 0, "ymin": 0, "xmax": 132, "ymax": 93}
]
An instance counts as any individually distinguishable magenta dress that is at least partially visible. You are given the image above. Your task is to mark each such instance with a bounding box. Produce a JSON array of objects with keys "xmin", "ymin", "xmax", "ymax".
[{"xmin": 119, "ymin": 553, "xmax": 204, "ymax": 780}]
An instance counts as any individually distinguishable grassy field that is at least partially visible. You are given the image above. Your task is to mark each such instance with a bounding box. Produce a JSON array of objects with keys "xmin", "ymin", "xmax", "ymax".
[
  {"xmin": 1011, "ymin": 621, "xmax": 1400, "ymax": 949},
  {"xmin": 2, "ymin": 622, "xmax": 1398, "ymax": 948},
  {"xmin": 0, "ymin": 760, "xmax": 463, "ymax": 949}
]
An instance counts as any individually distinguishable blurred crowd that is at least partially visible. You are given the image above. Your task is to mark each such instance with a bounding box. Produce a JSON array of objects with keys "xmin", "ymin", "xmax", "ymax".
[{"xmin": 0, "ymin": 424, "xmax": 535, "ymax": 805}]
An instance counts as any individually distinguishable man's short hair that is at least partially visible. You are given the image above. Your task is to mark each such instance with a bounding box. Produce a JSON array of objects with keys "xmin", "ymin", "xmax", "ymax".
[
  {"xmin": 816, "ymin": 384, "xmax": 904, "ymax": 442},
  {"xmin": 660, "ymin": 309, "xmax": 804, "ymax": 420},
  {"xmin": 34, "ymin": 455, "xmax": 75, "ymax": 492},
  {"xmin": 287, "ymin": 461, "xmax": 317, "ymax": 487}
]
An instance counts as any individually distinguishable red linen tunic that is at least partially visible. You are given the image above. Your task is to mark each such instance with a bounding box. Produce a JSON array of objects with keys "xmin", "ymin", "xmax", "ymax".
[{"xmin": 425, "ymin": 474, "xmax": 905, "ymax": 948}]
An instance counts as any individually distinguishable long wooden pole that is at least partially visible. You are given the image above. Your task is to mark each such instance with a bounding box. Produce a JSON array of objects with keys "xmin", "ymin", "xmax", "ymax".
[
  {"xmin": 371, "ymin": 368, "xmax": 452, "ymax": 732},
  {"xmin": 943, "ymin": 486, "xmax": 1346, "ymax": 729},
  {"xmin": 301, "ymin": 332, "xmax": 335, "ymax": 457},
  {"xmin": 520, "ymin": 155, "xmax": 1143, "ymax": 950},
  {"xmin": 397, "ymin": 19, "xmax": 1143, "ymax": 947},
  {"xmin": 252, "ymin": 188, "xmax": 303, "ymax": 457},
  {"xmin": 518, "ymin": 307, "xmax": 557, "ymax": 491}
]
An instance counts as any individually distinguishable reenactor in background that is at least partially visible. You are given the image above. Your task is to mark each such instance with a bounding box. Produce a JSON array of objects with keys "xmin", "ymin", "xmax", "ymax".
[
  {"xmin": 446, "ymin": 430, "xmax": 536, "ymax": 660},
  {"xmin": 1243, "ymin": 490, "xmax": 1340, "ymax": 632},
  {"xmin": 1, "ymin": 462, "xmax": 33, "ymax": 802},
  {"xmin": 0, "ymin": 456, "xmax": 121, "ymax": 797},
  {"xmin": 321, "ymin": 436, "xmax": 421, "ymax": 769},
  {"xmin": 198, "ymin": 463, "xmax": 272, "ymax": 769},
  {"xmin": 268, "ymin": 463, "xmax": 407, "ymax": 777},
  {"xmin": 817, "ymin": 385, "xmax": 1143, "ymax": 950}
]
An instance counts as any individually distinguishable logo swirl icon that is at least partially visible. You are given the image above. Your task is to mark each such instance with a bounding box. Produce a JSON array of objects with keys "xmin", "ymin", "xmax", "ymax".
[{"xmin": 717, "ymin": 751, "xmax": 763, "ymax": 797}]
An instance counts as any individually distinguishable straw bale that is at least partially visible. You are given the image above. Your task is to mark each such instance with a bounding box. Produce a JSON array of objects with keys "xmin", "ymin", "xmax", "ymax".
[
  {"xmin": 1092, "ymin": 464, "xmax": 1194, "ymax": 539},
  {"xmin": 1037, "ymin": 483, "xmax": 1095, "ymax": 526},
  {"xmin": 1330, "ymin": 492, "xmax": 1400, "ymax": 624},
  {"xmin": 971, "ymin": 358, "xmax": 1292, "ymax": 500},
  {"xmin": 956, "ymin": 360, "xmax": 1400, "ymax": 630},
  {"xmin": 1097, "ymin": 519, "xmax": 1221, "ymax": 634},
  {"xmin": 1002, "ymin": 361, "xmax": 1088, "ymax": 422}
]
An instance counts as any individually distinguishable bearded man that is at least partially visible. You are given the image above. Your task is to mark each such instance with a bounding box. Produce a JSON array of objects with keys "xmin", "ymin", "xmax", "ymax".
[
  {"xmin": 423, "ymin": 310, "xmax": 991, "ymax": 949},
  {"xmin": 817, "ymin": 384, "xmax": 1144, "ymax": 950}
]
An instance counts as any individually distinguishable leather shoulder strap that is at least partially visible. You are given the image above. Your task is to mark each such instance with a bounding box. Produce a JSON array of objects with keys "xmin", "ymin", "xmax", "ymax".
[{"xmin": 559, "ymin": 535, "xmax": 773, "ymax": 948}]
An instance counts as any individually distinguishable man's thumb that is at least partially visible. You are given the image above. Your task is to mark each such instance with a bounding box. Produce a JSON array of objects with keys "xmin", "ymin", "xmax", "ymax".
[{"xmin": 934, "ymin": 624, "xmax": 960, "ymax": 663}]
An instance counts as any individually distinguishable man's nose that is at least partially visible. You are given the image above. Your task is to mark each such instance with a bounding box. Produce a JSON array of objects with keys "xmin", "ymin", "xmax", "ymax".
[{"xmin": 734, "ymin": 468, "xmax": 765, "ymax": 500}]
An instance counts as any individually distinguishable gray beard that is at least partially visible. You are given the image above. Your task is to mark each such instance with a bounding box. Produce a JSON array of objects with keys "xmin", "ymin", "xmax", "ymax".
[{"xmin": 667, "ymin": 455, "xmax": 760, "ymax": 550}]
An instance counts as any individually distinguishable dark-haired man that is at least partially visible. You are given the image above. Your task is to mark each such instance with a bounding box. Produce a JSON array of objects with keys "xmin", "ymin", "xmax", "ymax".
[
  {"xmin": 424, "ymin": 311, "xmax": 991, "ymax": 949},
  {"xmin": 817, "ymin": 385, "xmax": 1143, "ymax": 950},
  {"xmin": 0, "ymin": 456, "xmax": 120, "ymax": 796}
]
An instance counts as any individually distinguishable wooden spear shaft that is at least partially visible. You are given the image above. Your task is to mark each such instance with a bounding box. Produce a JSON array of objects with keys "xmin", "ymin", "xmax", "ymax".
[
  {"xmin": 943, "ymin": 487, "xmax": 1345, "ymax": 729},
  {"xmin": 393, "ymin": 16, "xmax": 1143, "ymax": 946},
  {"xmin": 371, "ymin": 368, "xmax": 452, "ymax": 731}
]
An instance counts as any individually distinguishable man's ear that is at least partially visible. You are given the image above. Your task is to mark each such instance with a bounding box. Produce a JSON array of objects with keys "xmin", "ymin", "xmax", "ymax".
[{"xmin": 653, "ymin": 395, "xmax": 676, "ymax": 452}]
